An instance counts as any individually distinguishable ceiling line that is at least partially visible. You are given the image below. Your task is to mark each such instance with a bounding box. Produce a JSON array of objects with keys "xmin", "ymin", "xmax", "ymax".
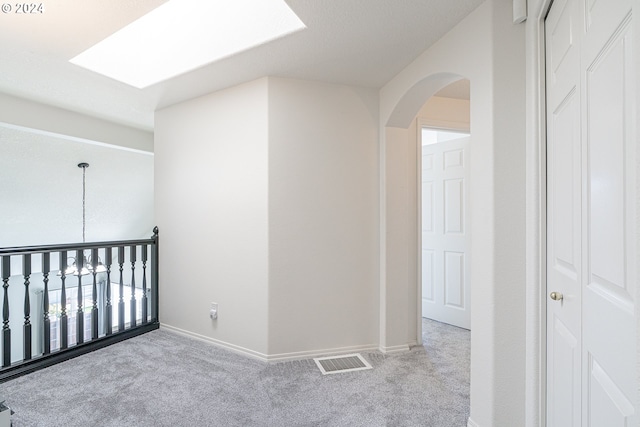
[{"xmin": 0, "ymin": 122, "xmax": 154, "ymax": 156}]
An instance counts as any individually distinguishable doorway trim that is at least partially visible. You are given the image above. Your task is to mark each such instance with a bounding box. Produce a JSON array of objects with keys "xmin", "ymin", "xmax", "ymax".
[{"xmin": 524, "ymin": 1, "xmax": 553, "ymax": 426}]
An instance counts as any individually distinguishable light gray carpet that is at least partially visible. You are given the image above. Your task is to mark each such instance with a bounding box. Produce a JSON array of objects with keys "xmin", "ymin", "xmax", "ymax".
[{"xmin": 0, "ymin": 318, "xmax": 469, "ymax": 426}]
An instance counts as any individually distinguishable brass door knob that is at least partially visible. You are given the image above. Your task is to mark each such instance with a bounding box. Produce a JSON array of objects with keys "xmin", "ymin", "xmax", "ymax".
[{"xmin": 550, "ymin": 291, "xmax": 563, "ymax": 301}]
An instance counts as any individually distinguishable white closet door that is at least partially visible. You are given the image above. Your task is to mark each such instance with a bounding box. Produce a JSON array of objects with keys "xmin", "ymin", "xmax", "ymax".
[
  {"xmin": 546, "ymin": 0, "xmax": 583, "ymax": 423},
  {"xmin": 545, "ymin": 0, "xmax": 636, "ymax": 424}
]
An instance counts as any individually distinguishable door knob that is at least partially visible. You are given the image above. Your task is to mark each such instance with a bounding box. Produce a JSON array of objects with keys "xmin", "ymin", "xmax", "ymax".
[{"xmin": 550, "ymin": 291, "xmax": 563, "ymax": 301}]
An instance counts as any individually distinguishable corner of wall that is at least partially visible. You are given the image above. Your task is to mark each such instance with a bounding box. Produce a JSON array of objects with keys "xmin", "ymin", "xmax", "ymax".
[
  {"xmin": 490, "ymin": 0, "xmax": 527, "ymax": 424},
  {"xmin": 266, "ymin": 77, "xmax": 379, "ymax": 356},
  {"xmin": 154, "ymin": 79, "xmax": 270, "ymax": 355}
]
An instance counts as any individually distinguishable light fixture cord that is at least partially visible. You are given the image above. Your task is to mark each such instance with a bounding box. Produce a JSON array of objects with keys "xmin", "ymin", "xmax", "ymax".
[{"xmin": 82, "ymin": 165, "xmax": 86, "ymax": 243}]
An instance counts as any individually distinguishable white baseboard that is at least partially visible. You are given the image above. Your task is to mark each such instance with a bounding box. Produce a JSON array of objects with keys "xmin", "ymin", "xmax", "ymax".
[
  {"xmin": 467, "ymin": 417, "xmax": 479, "ymax": 427},
  {"xmin": 160, "ymin": 323, "xmax": 378, "ymax": 363},
  {"xmin": 266, "ymin": 344, "xmax": 379, "ymax": 362},
  {"xmin": 161, "ymin": 323, "xmax": 269, "ymax": 361},
  {"xmin": 379, "ymin": 344, "xmax": 411, "ymax": 354}
]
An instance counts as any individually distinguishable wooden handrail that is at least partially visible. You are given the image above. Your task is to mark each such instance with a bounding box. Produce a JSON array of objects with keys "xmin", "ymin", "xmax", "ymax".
[{"xmin": 0, "ymin": 229, "xmax": 158, "ymax": 256}]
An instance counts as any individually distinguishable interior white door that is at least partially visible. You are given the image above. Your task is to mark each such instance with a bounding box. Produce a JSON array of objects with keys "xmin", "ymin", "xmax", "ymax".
[
  {"xmin": 421, "ymin": 134, "xmax": 470, "ymax": 330},
  {"xmin": 545, "ymin": 0, "xmax": 636, "ymax": 425}
]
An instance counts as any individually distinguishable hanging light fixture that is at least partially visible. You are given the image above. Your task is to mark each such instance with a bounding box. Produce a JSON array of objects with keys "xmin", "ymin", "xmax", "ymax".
[{"xmin": 58, "ymin": 162, "xmax": 107, "ymax": 276}]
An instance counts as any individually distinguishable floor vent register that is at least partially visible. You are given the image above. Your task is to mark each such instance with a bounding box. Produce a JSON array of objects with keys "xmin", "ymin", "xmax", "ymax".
[{"xmin": 313, "ymin": 353, "xmax": 372, "ymax": 375}]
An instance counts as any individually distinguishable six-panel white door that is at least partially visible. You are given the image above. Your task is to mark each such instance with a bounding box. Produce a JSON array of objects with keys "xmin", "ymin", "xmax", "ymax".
[
  {"xmin": 546, "ymin": 0, "xmax": 636, "ymax": 424},
  {"xmin": 421, "ymin": 134, "xmax": 470, "ymax": 330}
]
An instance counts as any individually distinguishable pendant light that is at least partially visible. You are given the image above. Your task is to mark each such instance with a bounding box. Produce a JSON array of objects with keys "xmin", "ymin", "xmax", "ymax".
[{"xmin": 58, "ymin": 162, "xmax": 106, "ymax": 276}]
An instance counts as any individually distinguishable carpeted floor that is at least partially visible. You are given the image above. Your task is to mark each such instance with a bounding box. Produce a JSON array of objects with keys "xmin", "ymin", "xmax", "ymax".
[{"xmin": 0, "ymin": 318, "xmax": 470, "ymax": 426}]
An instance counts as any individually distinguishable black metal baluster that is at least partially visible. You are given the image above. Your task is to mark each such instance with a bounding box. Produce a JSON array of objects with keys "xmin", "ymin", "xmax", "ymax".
[
  {"xmin": 151, "ymin": 227, "xmax": 159, "ymax": 323},
  {"xmin": 2, "ymin": 256, "xmax": 11, "ymax": 367},
  {"xmin": 42, "ymin": 253, "xmax": 51, "ymax": 355},
  {"xmin": 76, "ymin": 250, "xmax": 84, "ymax": 345},
  {"xmin": 104, "ymin": 248, "xmax": 112, "ymax": 336},
  {"xmin": 141, "ymin": 245, "xmax": 148, "ymax": 324},
  {"xmin": 91, "ymin": 248, "xmax": 98, "ymax": 340},
  {"xmin": 129, "ymin": 246, "xmax": 137, "ymax": 328},
  {"xmin": 118, "ymin": 246, "xmax": 125, "ymax": 332},
  {"xmin": 23, "ymin": 254, "xmax": 31, "ymax": 360},
  {"xmin": 59, "ymin": 251, "xmax": 68, "ymax": 350}
]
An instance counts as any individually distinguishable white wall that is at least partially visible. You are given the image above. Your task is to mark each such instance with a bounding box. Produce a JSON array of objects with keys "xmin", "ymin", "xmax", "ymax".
[
  {"xmin": 489, "ymin": 2, "xmax": 527, "ymax": 425},
  {"xmin": 380, "ymin": 125, "xmax": 413, "ymax": 351},
  {"xmin": 267, "ymin": 77, "xmax": 379, "ymax": 356},
  {"xmin": 635, "ymin": 0, "xmax": 640, "ymax": 418},
  {"xmin": 379, "ymin": 0, "xmax": 526, "ymax": 425},
  {"xmin": 155, "ymin": 77, "xmax": 379, "ymax": 359},
  {"xmin": 0, "ymin": 94, "xmax": 154, "ymax": 248},
  {"xmin": 155, "ymin": 78, "xmax": 270, "ymax": 356},
  {"xmin": 416, "ymin": 95, "xmax": 471, "ymax": 131},
  {"xmin": 0, "ymin": 93, "xmax": 153, "ymax": 153}
]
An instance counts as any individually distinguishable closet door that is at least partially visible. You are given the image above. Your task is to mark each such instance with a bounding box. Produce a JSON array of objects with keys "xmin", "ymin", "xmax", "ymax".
[
  {"xmin": 580, "ymin": 0, "xmax": 635, "ymax": 424},
  {"xmin": 546, "ymin": 0, "xmax": 636, "ymax": 424},
  {"xmin": 546, "ymin": 0, "xmax": 583, "ymax": 423}
]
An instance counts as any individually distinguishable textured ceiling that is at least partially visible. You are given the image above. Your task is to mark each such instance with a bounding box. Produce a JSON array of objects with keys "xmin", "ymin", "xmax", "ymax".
[{"xmin": 0, "ymin": 0, "xmax": 484, "ymax": 131}]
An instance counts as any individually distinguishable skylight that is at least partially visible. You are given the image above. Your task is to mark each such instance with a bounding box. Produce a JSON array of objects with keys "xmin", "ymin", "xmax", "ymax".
[{"xmin": 70, "ymin": 0, "xmax": 306, "ymax": 89}]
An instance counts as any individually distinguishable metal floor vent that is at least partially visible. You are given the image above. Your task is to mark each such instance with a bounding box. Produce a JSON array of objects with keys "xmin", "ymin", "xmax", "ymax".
[{"xmin": 313, "ymin": 353, "xmax": 372, "ymax": 375}]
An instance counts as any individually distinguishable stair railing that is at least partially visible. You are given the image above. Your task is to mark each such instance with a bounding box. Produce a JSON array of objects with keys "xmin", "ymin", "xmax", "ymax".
[{"xmin": 0, "ymin": 227, "xmax": 159, "ymax": 382}]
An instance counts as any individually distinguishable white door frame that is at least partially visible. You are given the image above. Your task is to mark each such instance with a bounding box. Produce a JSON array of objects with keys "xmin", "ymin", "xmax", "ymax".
[
  {"xmin": 415, "ymin": 116, "xmax": 471, "ymax": 345},
  {"xmin": 524, "ymin": 1, "xmax": 553, "ymax": 426}
]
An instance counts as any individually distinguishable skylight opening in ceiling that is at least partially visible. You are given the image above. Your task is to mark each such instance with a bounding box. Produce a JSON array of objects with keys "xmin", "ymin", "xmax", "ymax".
[{"xmin": 70, "ymin": 0, "xmax": 306, "ymax": 89}]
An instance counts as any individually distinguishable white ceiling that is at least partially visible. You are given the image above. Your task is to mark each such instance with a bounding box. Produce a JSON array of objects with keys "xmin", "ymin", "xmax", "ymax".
[{"xmin": 0, "ymin": 0, "xmax": 484, "ymax": 131}]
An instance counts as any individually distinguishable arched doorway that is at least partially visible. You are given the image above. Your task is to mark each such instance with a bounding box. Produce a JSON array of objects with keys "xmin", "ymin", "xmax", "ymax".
[
  {"xmin": 415, "ymin": 79, "xmax": 471, "ymax": 331},
  {"xmin": 378, "ymin": 3, "xmax": 528, "ymax": 424},
  {"xmin": 379, "ymin": 72, "xmax": 474, "ymax": 420},
  {"xmin": 380, "ymin": 72, "xmax": 473, "ymax": 346}
]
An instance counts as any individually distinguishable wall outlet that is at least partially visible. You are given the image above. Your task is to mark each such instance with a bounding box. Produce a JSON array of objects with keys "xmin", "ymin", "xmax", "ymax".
[{"xmin": 210, "ymin": 302, "xmax": 218, "ymax": 320}]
